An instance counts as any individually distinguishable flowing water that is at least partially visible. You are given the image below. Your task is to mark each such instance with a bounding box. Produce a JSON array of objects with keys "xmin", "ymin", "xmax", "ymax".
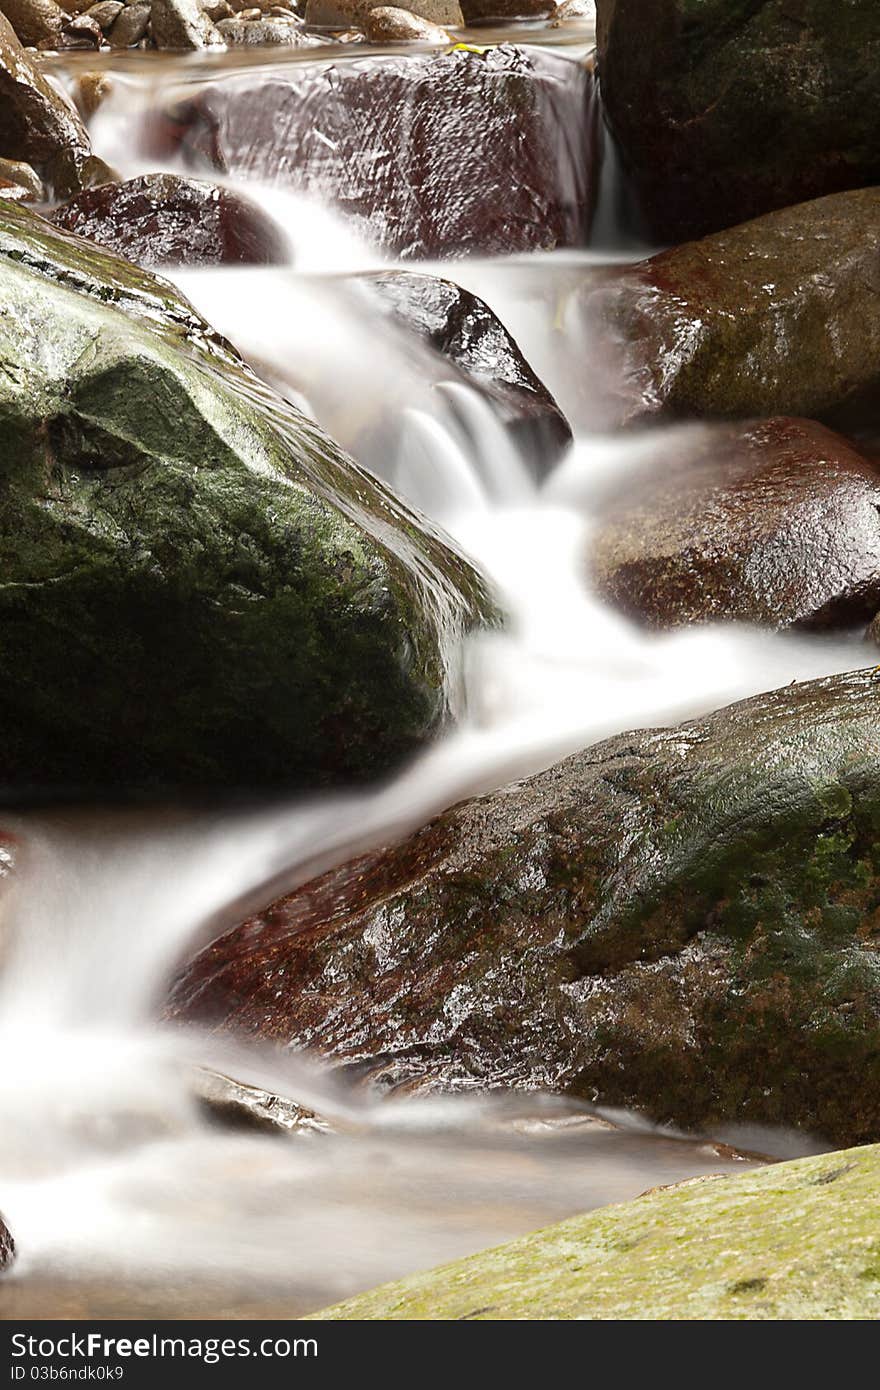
[{"xmin": 0, "ymin": 35, "xmax": 859, "ymax": 1317}]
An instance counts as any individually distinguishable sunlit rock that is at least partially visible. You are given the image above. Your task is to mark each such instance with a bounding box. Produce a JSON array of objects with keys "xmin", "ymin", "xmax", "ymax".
[
  {"xmin": 0, "ymin": 201, "xmax": 496, "ymax": 794},
  {"xmin": 53, "ymin": 173, "xmax": 289, "ymax": 267},
  {"xmin": 153, "ymin": 45, "xmax": 598, "ymax": 259},
  {"xmin": 597, "ymin": 0, "xmax": 880, "ymax": 243},
  {"xmin": 366, "ymin": 270, "xmax": 571, "ymax": 475},
  {"xmin": 149, "ymin": 0, "xmax": 221, "ymax": 47},
  {"xmin": 363, "ymin": 6, "xmax": 451, "ymax": 41},
  {"xmin": 589, "ymin": 417, "xmax": 880, "ymax": 631},
  {"xmin": 0, "ymin": 0, "xmax": 66, "ymax": 45},
  {"xmin": 169, "ymin": 668, "xmax": 880, "ymax": 1146}
]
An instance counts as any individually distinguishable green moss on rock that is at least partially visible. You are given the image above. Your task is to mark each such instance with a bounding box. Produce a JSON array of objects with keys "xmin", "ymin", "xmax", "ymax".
[
  {"xmin": 0, "ymin": 201, "xmax": 497, "ymax": 794},
  {"xmin": 311, "ymin": 1143, "xmax": 880, "ymax": 1319}
]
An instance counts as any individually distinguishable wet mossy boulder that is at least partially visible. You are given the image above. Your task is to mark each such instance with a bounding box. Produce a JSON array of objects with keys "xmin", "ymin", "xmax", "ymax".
[
  {"xmin": 170, "ymin": 668, "xmax": 880, "ymax": 1145},
  {"xmin": 590, "ymin": 417, "xmax": 880, "ymax": 631},
  {"xmin": 312, "ymin": 1144, "xmax": 880, "ymax": 1319},
  {"xmin": 597, "ymin": 0, "xmax": 880, "ymax": 243},
  {"xmin": 366, "ymin": 271, "xmax": 572, "ymax": 476},
  {"xmin": 52, "ymin": 174, "xmax": 289, "ymax": 269},
  {"xmin": 583, "ymin": 190, "xmax": 880, "ymax": 426},
  {"xmin": 152, "ymin": 46, "xmax": 598, "ymax": 260},
  {"xmin": 0, "ymin": 201, "xmax": 496, "ymax": 795}
]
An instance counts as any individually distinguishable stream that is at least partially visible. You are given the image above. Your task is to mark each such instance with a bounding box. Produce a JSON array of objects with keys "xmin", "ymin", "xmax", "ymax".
[{"xmin": 0, "ymin": 28, "xmax": 863, "ymax": 1318}]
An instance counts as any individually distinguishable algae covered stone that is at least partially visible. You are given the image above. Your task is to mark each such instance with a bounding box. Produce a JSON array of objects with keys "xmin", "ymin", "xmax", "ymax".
[
  {"xmin": 170, "ymin": 668, "xmax": 880, "ymax": 1145},
  {"xmin": 311, "ymin": 1143, "xmax": 880, "ymax": 1319},
  {"xmin": 0, "ymin": 202, "xmax": 496, "ymax": 795}
]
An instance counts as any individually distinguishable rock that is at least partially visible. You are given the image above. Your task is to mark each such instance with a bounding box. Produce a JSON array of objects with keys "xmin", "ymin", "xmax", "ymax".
[
  {"xmin": 597, "ymin": 0, "xmax": 880, "ymax": 244},
  {"xmin": 583, "ymin": 189, "xmax": 880, "ymax": 427},
  {"xmin": 460, "ymin": 0, "xmax": 551, "ymax": 20},
  {"xmin": 149, "ymin": 0, "xmax": 220, "ymax": 47},
  {"xmin": 306, "ymin": 0, "xmax": 461, "ymax": 24},
  {"xmin": 0, "ymin": 1214, "xmax": 14, "ymax": 1273},
  {"xmin": 72, "ymin": 71, "xmax": 113, "ymax": 118},
  {"xmin": 170, "ymin": 669, "xmax": 880, "ymax": 1145},
  {"xmin": 589, "ymin": 417, "xmax": 880, "ymax": 632},
  {"xmin": 215, "ymin": 13, "xmax": 320, "ymax": 42},
  {"xmin": 0, "ymin": 12, "xmax": 92, "ymax": 197},
  {"xmin": 0, "ymin": 155, "xmax": 42, "ymax": 199},
  {"xmin": 0, "ymin": 0, "xmax": 65, "ymax": 45},
  {"xmin": 52, "ymin": 173, "xmax": 289, "ymax": 267},
  {"xmin": 0, "ymin": 200, "xmax": 495, "ymax": 794},
  {"xmin": 107, "ymin": 1, "xmax": 148, "ymax": 42},
  {"xmin": 364, "ymin": 6, "xmax": 450, "ymax": 40},
  {"xmin": 367, "ymin": 270, "xmax": 571, "ymax": 474},
  {"xmin": 193, "ymin": 1069, "xmax": 331, "ymax": 1134},
  {"xmin": 312, "ymin": 1144, "xmax": 880, "ymax": 1319},
  {"xmin": 60, "ymin": 11, "xmax": 102, "ymax": 42},
  {"xmin": 552, "ymin": 0, "xmax": 593, "ymax": 19},
  {"xmin": 154, "ymin": 45, "xmax": 598, "ymax": 260},
  {"xmin": 84, "ymin": 0, "xmax": 123, "ymax": 25},
  {"xmin": 202, "ymin": 0, "xmax": 231, "ymax": 17}
]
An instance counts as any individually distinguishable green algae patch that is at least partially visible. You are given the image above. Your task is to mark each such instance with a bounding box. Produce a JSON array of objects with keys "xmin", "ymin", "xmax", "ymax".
[{"xmin": 311, "ymin": 1144, "xmax": 880, "ymax": 1319}]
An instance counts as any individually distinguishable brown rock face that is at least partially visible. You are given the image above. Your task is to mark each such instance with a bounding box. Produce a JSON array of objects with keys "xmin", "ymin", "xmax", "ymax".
[
  {"xmin": 152, "ymin": 46, "xmax": 598, "ymax": 260},
  {"xmin": 589, "ymin": 418, "xmax": 880, "ymax": 631},
  {"xmin": 364, "ymin": 6, "xmax": 450, "ymax": 41},
  {"xmin": 596, "ymin": 0, "xmax": 880, "ymax": 243},
  {"xmin": 0, "ymin": 0, "xmax": 66, "ymax": 46},
  {"xmin": 367, "ymin": 271, "xmax": 571, "ymax": 474},
  {"xmin": 52, "ymin": 173, "xmax": 289, "ymax": 268},
  {"xmin": 0, "ymin": 11, "xmax": 93, "ymax": 197},
  {"xmin": 580, "ymin": 189, "xmax": 880, "ymax": 429},
  {"xmin": 169, "ymin": 669, "xmax": 880, "ymax": 1147}
]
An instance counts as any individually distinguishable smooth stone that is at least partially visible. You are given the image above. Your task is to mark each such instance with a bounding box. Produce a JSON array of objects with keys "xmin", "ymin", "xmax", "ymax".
[
  {"xmin": 460, "ymin": 0, "xmax": 552, "ymax": 19},
  {"xmin": 53, "ymin": 172, "xmax": 289, "ymax": 266},
  {"xmin": 364, "ymin": 6, "xmax": 450, "ymax": 40},
  {"xmin": 366, "ymin": 270, "xmax": 571, "ymax": 474},
  {"xmin": 0, "ymin": 155, "xmax": 42, "ymax": 198},
  {"xmin": 596, "ymin": 0, "xmax": 880, "ymax": 243},
  {"xmin": 306, "ymin": 0, "xmax": 461, "ymax": 24},
  {"xmin": 59, "ymin": 11, "xmax": 102, "ymax": 42},
  {"xmin": 106, "ymin": 1, "xmax": 149, "ymax": 42},
  {"xmin": 152, "ymin": 46, "xmax": 598, "ymax": 260},
  {"xmin": 0, "ymin": 0, "xmax": 65, "ymax": 44},
  {"xmin": 312, "ymin": 1144, "xmax": 880, "ymax": 1320},
  {"xmin": 580, "ymin": 189, "xmax": 880, "ymax": 427},
  {"xmin": 0, "ymin": 200, "xmax": 496, "ymax": 794},
  {"xmin": 149, "ymin": 0, "xmax": 220, "ymax": 47},
  {"xmin": 193, "ymin": 1070, "xmax": 332, "ymax": 1135},
  {"xmin": 0, "ymin": 11, "xmax": 92, "ymax": 196},
  {"xmin": 84, "ymin": 0, "xmax": 123, "ymax": 25},
  {"xmin": 215, "ymin": 14, "xmax": 320, "ymax": 41},
  {"xmin": 589, "ymin": 417, "xmax": 880, "ymax": 631},
  {"xmin": 168, "ymin": 668, "xmax": 880, "ymax": 1146}
]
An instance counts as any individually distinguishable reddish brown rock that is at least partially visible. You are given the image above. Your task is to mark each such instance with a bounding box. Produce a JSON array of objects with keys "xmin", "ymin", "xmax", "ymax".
[
  {"xmin": 589, "ymin": 418, "xmax": 880, "ymax": 631},
  {"xmin": 150, "ymin": 45, "xmax": 598, "ymax": 260},
  {"xmin": 0, "ymin": 11, "xmax": 93, "ymax": 197},
  {"xmin": 167, "ymin": 668, "xmax": 880, "ymax": 1147},
  {"xmin": 52, "ymin": 173, "xmax": 289, "ymax": 268}
]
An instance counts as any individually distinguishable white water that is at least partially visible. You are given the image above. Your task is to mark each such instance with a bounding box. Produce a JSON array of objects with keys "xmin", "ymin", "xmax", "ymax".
[{"xmin": 0, "ymin": 54, "xmax": 862, "ymax": 1314}]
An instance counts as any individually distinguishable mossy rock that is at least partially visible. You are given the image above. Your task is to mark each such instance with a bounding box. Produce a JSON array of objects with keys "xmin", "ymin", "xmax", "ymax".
[
  {"xmin": 597, "ymin": 0, "xmax": 880, "ymax": 243},
  {"xmin": 312, "ymin": 1143, "xmax": 880, "ymax": 1319},
  {"xmin": 0, "ymin": 201, "xmax": 496, "ymax": 795}
]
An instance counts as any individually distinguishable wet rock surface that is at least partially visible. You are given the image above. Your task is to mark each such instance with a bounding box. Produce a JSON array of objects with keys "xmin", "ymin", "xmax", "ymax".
[
  {"xmin": 589, "ymin": 418, "xmax": 880, "ymax": 632},
  {"xmin": 367, "ymin": 270, "xmax": 572, "ymax": 473},
  {"xmin": 306, "ymin": 0, "xmax": 461, "ymax": 22},
  {"xmin": 52, "ymin": 173, "xmax": 289, "ymax": 268},
  {"xmin": 585, "ymin": 190, "xmax": 880, "ymax": 427},
  {"xmin": 0, "ymin": 12, "xmax": 93, "ymax": 196},
  {"xmin": 313, "ymin": 1144, "xmax": 880, "ymax": 1320},
  {"xmin": 155, "ymin": 46, "xmax": 598, "ymax": 260},
  {"xmin": 597, "ymin": 0, "xmax": 880, "ymax": 244},
  {"xmin": 170, "ymin": 668, "xmax": 880, "ymax": 1147},
  {"xmin": 1, "ymin": 0, "xmax": 66, "ymax": 45},
  {"xmin": 363, "ymin": 6, "xmax": 450, "ymax": 41},
  {"xmin": 193, "ymin": 1069, "xmax": 332, "ymax": 1134},
  {"xmin": 150, "ymin": 0, "xmax": 221, "ymax": 46},
  {"xmin": 0, "ymin": 201, "xmax": 496, "ymax": 795}
]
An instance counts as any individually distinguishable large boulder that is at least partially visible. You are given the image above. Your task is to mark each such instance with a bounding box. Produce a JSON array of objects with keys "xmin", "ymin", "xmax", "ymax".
[
  {"xmin": 596, "ymin": 0, "xmax": 880, "ymax": 244},
  {"xmin": 52, "ymin": 174, "xmax": 289, "ymax": 268},
  {"xmin": 590, "ymin": 417, "xmax": 880, "ymax": 631},
  {"xmin": 582, "ymin": 190, "xmax": 880, "ymax": 427},
  {"xmin": 312, "ymin": 1143, "xmax": 880, "ymax": 1319},
  {"xmin": 0, "ymin": 202, "xmax": 496, "ymax": 795},
  {"xmin": 151, "ymin": 46, "xmax": 598, "ymax": 260},
  {"xmin": 169, "ymin": 668, "xmax": 880, "ymax": 1146},
  {"xmin": 0, "ymin": 11, "xmax": 95, "ymax": 197},
  {"xmin": 366, "ymin": 271, "xmax": 572, "ymax": 475}
]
